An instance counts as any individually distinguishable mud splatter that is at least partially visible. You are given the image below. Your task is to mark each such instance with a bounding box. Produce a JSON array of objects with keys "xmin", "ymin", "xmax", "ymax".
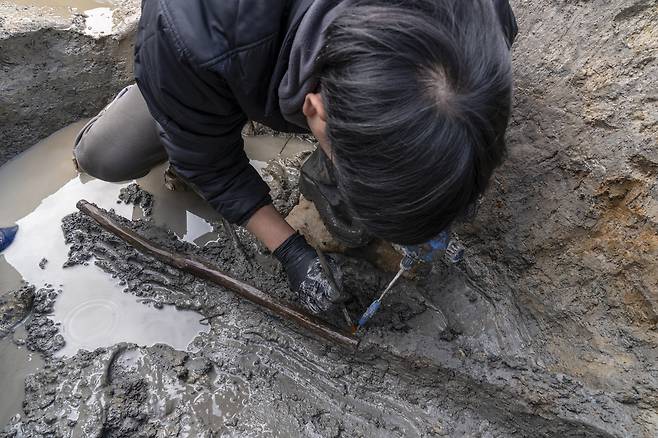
[
  {"xmin": 0, "ymin": 285, "xmax": 34, "ymax": 338},
  {"xmin": 118, "ymin": 183, "xmax": 153, "ymax": 219},
  {"xmin": 23, "ymin": 286, "xmax": 65, "ymax": 356}
]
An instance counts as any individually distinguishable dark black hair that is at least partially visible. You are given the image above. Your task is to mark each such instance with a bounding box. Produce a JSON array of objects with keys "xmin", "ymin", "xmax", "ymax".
[{"xmin": 317, "ymin": 0, "xmax": 514, "ymax": 244}]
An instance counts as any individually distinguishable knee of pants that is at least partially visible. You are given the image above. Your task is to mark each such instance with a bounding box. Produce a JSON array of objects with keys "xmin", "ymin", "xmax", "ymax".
[{"xmin": 74, "ymin": 136, "xmax": 140, "ymax": 183}]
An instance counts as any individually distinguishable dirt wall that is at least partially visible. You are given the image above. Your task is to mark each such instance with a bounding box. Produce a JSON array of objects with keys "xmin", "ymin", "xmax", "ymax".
[
  {"xmin": 454, "ymin": 0, "xmax": 658, "ymax": 432},
  {"xmin": 0, "ymin": 0, "xmax": 140, "ymax": 165}
]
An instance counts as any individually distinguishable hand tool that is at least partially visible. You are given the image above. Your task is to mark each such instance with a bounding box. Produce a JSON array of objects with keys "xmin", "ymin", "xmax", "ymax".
[{"xmin": 354, "ymin": 231, "xmax": 464, "ymax": 332}]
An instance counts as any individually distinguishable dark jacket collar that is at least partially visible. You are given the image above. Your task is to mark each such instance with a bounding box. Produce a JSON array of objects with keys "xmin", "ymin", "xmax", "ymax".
[{"xmin": 264, "ymin": 0, "xmax": 315, "ymax": 119}]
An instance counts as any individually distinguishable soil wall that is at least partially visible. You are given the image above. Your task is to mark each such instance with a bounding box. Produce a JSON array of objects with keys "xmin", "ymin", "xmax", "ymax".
[{"xmin": 0, "ymin": 0, "xmax": 140, "ymax": 165}]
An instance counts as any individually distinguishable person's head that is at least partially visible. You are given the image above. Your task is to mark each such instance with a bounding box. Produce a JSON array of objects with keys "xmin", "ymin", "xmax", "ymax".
[{"xmin": 302, "ymin": 0, "xmax": 513, "ymax": 245}]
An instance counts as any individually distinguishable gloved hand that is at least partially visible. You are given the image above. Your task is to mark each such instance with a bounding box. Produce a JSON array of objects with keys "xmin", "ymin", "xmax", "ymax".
[
  {"xmin": 0, "ymin": 225, "xmax": 18, "ymax": 252},
  {"xmin": 273, "ymin": 232, "xmax": 346, "ymax": 314},
  {"xmin": 397, "ymin": 229, "xmax": 464, "ymax": 267}
]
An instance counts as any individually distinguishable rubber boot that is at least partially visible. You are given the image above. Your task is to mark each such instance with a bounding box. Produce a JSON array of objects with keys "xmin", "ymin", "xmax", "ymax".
[{"xmin": 0, "ymin": 225, "xmax": 18, "ymax": 252}]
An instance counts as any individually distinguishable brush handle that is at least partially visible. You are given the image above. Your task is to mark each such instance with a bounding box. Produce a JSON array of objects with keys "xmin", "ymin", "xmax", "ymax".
[{"xmin": 358, "ymin": 300, "xmax": 382, "ymax": 328}]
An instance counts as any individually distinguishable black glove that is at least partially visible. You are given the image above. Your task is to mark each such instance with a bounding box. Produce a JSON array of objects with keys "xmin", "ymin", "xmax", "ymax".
[
  {"xmin": 273, "ymin": 232, "xmax": 346, "ymax": 314},
  {"xmin": 300, "ymin": 148, "xmax": 372, "ymax": 248}
]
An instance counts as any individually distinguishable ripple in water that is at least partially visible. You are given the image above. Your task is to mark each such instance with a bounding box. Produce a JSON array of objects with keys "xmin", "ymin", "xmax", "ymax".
[{"xmin": 2, "ymin": 173, "xmax": 209, "ymax": 357}]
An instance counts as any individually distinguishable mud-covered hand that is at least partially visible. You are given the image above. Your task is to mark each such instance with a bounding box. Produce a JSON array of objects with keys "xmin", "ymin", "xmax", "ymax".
[{"xmin": 273, "ymin": 232, "xmax": 346, "ymax": 314}]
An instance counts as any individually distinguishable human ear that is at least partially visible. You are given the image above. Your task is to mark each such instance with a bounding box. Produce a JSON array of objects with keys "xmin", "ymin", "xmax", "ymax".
[{"xmin": 303, "ymin": 93, "xmax": 327, "ymax": 121}]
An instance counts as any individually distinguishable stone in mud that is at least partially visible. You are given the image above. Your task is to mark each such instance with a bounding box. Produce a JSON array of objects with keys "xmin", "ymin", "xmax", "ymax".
[
  {"xmin": 38, "ymin": 258, "xmax": 48, "ymax": 270},
  {"xmin": 286, "ymin": 198, "xmax": 425, "ymax": 277},
  {"xmin": 286, "ymin": 195, "xmax": 347, "ymax": 253},
  {"xmin": 118, "ymin": 182, "xmax": 154, "ymax": 218}
]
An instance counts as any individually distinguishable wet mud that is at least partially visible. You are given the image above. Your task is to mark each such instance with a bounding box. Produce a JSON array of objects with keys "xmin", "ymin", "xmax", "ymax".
[
  {"xmin": 2, "ymin": 0, "xmax": 658, "ymax": 435},
  {"xmin": 2, "ymin": 178, "xmax": 646, "ymax": 437},
  {"xmin": 22, "ymin": 286, "xmax": 65, "ymax": 356},
  {"xmin": 118, "ymin": 183, "xmax": 154, "ymax": 218},
  {"xmin": 0, "ymin": 285, "xmax": 34, "ymax": 338}
]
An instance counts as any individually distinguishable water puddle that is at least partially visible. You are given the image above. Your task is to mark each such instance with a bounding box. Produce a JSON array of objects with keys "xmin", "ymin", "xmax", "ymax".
[
  {"xmin": 9, "ymin": 0, "xmax": 118, "ymax": 38},
  {"xmin": 133, "ymin": 162, "xmax": 223, "ymax": 246},
  {"xmin": 0, "ymin": 120, "xmax": 311, "ymax": 427},
  {"xmin": 0, "ymin": 337, "xmax": 44, "ymax": 427},
  {"xmin": 80, "ymin": 7, "xmax": 113, "ymax": 37},
  {"xmin": 2, "ymin": 176, "xmax": 209, "ymax": 357},
  {"xmin": 0, "ymin": 122, "xmax": 209, "ymax": 359}
]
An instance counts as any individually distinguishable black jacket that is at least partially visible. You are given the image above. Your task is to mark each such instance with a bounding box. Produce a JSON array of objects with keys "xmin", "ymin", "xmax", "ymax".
[{"xmin": 134, "ymin": 0, "xmax": 517, "ymax": 225}]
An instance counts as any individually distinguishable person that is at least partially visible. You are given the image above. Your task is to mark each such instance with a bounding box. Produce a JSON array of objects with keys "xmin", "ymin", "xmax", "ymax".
[{"xmin": 73, "ymin": 0, "xmax": 517, "ymax": 315}]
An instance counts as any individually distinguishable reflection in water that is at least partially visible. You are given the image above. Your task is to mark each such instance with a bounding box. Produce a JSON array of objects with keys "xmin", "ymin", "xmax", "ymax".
[
  {"xmin": 0, "ymin": 121, "xmax": 297, "ymax": 423},
  {"xmin": 2, "ymin": 177, "xmax": 209, "ymax": 357},
  {"xmin": 81, "ymin": 7, "xmax": 114, "ymax": 37}
]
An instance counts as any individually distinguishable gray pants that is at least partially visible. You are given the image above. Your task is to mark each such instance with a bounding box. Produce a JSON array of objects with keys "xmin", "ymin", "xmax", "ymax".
[{"xmin": 74, "ymin": 85, "xmax": 167, "ymax": 182}]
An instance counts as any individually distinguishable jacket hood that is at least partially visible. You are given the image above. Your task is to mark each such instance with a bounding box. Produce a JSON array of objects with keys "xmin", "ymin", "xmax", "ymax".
[{"xmin": 278, "ymin": 0, "xmax": 347, "ymax": 129}]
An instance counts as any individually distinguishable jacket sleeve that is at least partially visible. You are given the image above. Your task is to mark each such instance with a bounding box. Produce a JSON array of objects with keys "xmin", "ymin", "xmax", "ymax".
[
  {"xmin": 134, "ymin": 2, "xmax": 271, "ymax": 225},
  {"xmin": 493, "ymin": 0, "xmax": 519, "ymax": 47}
]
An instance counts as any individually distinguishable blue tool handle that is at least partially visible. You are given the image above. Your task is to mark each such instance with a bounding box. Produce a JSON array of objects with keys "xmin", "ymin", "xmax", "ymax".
[{"xmin": 358, "ymin": 300, "xmax": 381, "ymax": 328}]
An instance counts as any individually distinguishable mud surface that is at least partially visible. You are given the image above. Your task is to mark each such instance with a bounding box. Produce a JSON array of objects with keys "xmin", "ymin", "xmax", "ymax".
[
  {"xmin": 2, "ymin": 0, "xmax": 658, "ymax": 436},
  {"xmin": 3, "ymin": 187, "xmax": 646, "ymax": 437},
  {"xmin": 4, "ymin": 202, "xmax": 503, "ymax": 437},
  {"xmin": 22, "ymin": 285, "xmax": 65, "ymax": 356}
]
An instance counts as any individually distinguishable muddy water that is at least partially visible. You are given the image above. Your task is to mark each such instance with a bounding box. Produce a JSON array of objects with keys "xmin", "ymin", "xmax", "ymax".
[
  {"xmin": 0, "ymin": 122, "xmax": 211, "ymax": 423},
  {"xmin": 0, "ymin": 121, "xmax": 312, "ymax": 428},
  {"xmin": 0, "ymin": 122, "xmax": 209, "ymax": 356},
  {"xmin": 3, "ymin": 177, "xmax": 209, "ymax": 357},
  {"xmin": 0, "ymin": 337, "xmax": 44, "ymax": 427},
  {"xmin": 11, "ymin": 0, "xmax": 114, "ymax": 14},
  {"xmin": 9, "ymin": 0, "xmax": 118, "ymax": 37}
]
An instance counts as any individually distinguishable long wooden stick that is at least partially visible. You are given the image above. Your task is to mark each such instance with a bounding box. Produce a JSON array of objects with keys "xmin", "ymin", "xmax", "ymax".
[{"xmin": 77, "ymin": 200, "xmax": 358, "ymax": 349}]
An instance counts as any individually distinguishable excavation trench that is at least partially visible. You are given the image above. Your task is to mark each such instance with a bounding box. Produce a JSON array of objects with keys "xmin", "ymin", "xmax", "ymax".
[
  {"xmin": 0, "ymin": 121, "xmax": 641, "ymax": 438},
  {"xmin": 2, "ymin": 0, "xmax": 658, "ymax": 436}
]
